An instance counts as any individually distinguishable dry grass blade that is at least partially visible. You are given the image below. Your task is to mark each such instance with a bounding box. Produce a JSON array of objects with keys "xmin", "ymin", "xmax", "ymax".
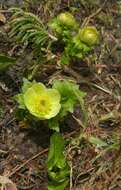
[
  {"xmin": 0, "ymin": 176, "xmax": 17, "ymax": 190},
  {"xmin": 0, "ymin": 13, "xmax": 6, "ymax": 23}
]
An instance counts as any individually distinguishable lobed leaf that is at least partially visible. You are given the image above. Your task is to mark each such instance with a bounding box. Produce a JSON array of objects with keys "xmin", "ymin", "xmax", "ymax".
[
  {"xmin": 47, "ymin": 132, "xmax": 66, "ymax": 170},
  {"xmin": 53, "ymin": 80, "xmax": 87, "ymax": 126}
]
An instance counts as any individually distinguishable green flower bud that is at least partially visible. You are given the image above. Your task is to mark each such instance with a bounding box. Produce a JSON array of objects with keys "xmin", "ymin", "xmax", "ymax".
[
  {"xmin": 57, "ymin": 12, "xmax": 77, "ymax": 28},
  {"xmin": 79, "ymin": 26, "xmax": 99, "ymax": 46}
]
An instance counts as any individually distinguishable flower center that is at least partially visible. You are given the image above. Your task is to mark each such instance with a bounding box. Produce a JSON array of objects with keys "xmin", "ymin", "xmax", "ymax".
[
  {"xmin": 35, "ymin": 95, "xmax": 51, "ymax": 115},
  {"xmin": 40, "ymin": 99, "xmax": 46, "ymax": 106}
]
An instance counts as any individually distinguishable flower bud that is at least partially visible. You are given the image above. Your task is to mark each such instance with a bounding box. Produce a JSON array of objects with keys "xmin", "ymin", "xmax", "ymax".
[
  {"xmin": 79, "ymin": 26, "xmax": 99, "ymax": 46},
  {"xmin": 57, "ymin": 12, "xmax": 77, "ymax": 28}
]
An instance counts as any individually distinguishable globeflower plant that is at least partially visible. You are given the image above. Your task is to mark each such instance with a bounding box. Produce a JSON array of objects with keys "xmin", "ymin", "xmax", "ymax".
[
  {"xmin": 9, "ymin": 8, "xmax": 99, "ymax": 190},
  {"xmin": 15, "ymin": 78, "xmax": 87, "ymax": 190}
]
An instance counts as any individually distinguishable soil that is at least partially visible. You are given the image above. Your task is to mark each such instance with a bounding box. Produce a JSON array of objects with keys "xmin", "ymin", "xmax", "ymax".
[{"xmin": 0, "ymin": 0, "xmax": 121, "ymax": 190}]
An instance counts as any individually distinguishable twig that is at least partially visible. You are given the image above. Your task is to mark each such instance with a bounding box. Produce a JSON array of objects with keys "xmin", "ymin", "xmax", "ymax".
[
  {"xmin": 92, "ymin": 83, "xmax": 112, "ymax": 95},
  {"xmin": 0, "ymin": 149, "xmax": 8, "ymax": 154},
  {"xmin": 62, "ymin": 65, "xmax": 90, "ymax": 85},
  {"xmin": 0, "ymin": 10, "xmax": 12, "ymax": 13},
  {"xmin": 81, "ymin": 0, "xmax": 107, "ymax": 27},
  {"xmin": 48, "ymin": 33, "xmax": 57, "ymax": 41},
  {"xmin": 63, "ymin": 65, "xmax": 120, "ymax": 101},
  {"xmin": 69, "ymin": 161, "xmax": 73, "ymax": 190},
  {"xmin": 92, "ymin": 83, "xmax": 121, "ymax": 101},
  {"xmin": 8, "ymin": 148, "xmax": 48, "ymax": 177}
]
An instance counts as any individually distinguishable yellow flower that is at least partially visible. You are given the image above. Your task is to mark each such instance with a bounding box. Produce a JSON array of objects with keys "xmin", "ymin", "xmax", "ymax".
[
  {"xmin": 23, "ymin": 83, "xmax": 61, "ymax": 119},
  {"xmin": 79, "ymin": 26, "xmax": 99, "ymax": 46}
]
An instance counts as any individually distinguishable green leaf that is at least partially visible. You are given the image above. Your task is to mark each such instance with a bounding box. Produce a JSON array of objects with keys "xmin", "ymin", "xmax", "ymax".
[
  {"xmin": 73, "ymin": 89, "xmax": 88, "ymax": 127},
  {"xmin": 47, "ymin": 132, "xmax": 66, "ymax": 171},
  {"xmin": 0, "ymin": 54, "xmax": 16, "ymax": 71},
  {"xmin": 48, "ymin": 117, "xmax": 60, "ymax": 132},
  {"xmin": 9, "ymin": 9, "xmax": 49, "ymax": 54},
  {"xmin": 53, "ymin": 80, "xmax": 87, "ymax": 126},
  {"xmin": 59, "ymin": 98, "xmax": 75, "ymax": 118},
  {"xmin": 15, "ymin": 108, "xmax": 28, "ymax": 121},
  {"xmin": 49, "ymin": 18, "xmax": 62, "ymax": 34},
  {"xmin": 14, "ymin": 94, "xmax": 25, "ymax": 109},
  {"xmin": 53, "ymin": 80, "xmax": 75, "ymax": 101},
  {"xmin": 48, "ymin": 165, "xmax": 70, "ymax": 182},
  {"xmin": 61, "ymin": 53, "xmax": 70, "ymax": 65},
  {"xmin": 88, "ymin": 136, "xmax": 107, "ymax": 147},
  {"xmin": 53, "ymin": 80, "xmax": 86, "ymax": 102},
  {"xmin": 22, "ymin": 78, "xmax": 33, "ymax": 93},
  {"xmin": 14, "ymin": 78, "xmax": 33, "ymax": 110},
  {"xmin": 48, "ymin": 179, "xmax": 69, "ymax": 190},
  {"xmin": 47, "ymin": 133, "xmax": 70, "ymax": 190}
]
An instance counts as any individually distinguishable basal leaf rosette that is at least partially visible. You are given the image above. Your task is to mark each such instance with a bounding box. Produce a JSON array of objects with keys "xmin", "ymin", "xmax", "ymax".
[{"xmin": 23, "ymin": 83, "xmax": 61, "ymax": 119}]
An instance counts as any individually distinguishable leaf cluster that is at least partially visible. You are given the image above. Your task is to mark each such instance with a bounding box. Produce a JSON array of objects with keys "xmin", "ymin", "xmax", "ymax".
[
  {"xmin": 47, "ymin": 132, "xmax": 70, "ymax": 190},
  {"xmin": 61, "ymin": 37, "xmax": 92, "ymax": 64},
  {"xmin": 52, "ymin": 79, "xmax": 87, "ymax": 128}
]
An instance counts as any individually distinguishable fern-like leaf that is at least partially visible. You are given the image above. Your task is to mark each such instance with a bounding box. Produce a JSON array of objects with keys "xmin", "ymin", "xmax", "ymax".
[{"xmin": 8, "ymin": 8, "xmax": 50, "ymax": 50}]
